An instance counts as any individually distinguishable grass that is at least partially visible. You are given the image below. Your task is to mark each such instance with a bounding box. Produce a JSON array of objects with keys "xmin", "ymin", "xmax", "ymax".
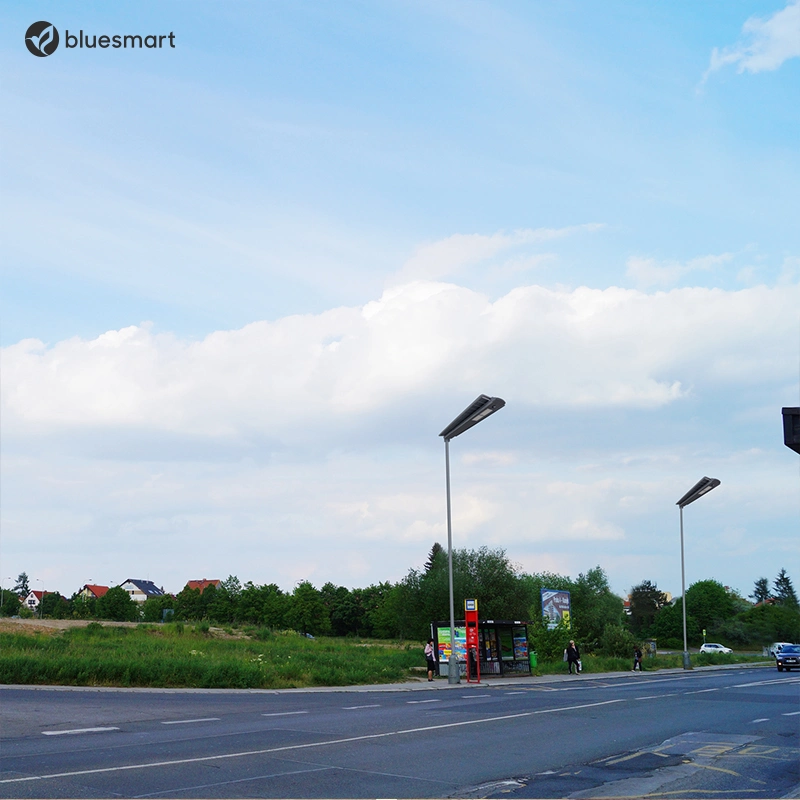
[
  {"xmin": 0, "ymin": 624, "xmax": 422, "ymax": 689},
  {"xmin": 0, "ymin": 624, "xmax": 772, "ymax": 689},
  {"xmin": 531, "ymin": 650, "xmax": 770, "ymax": 676}
]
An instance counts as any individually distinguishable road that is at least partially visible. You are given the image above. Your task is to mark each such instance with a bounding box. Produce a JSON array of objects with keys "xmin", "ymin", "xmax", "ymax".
[{"xmin": 1, "ymin": 665, "xmax": 798, "ymax": 798}]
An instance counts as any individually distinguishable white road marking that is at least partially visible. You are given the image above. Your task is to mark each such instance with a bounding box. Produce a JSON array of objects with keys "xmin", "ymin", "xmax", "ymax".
[
  {"xmin": 342, "ymin": 704, "xmax": 380, "ymax": 710},
  {"xmin": 161, "ymin": 718, "xmax": 220, "ymax": 725},
  {"xmin": 635, "ymin": 694, "xmax": 678, "ymax": 700},
  {"xmin": 407, "ymin": 699, "xmax": 441, "ymax": 704},
  {"xmin": 505, "ymin": 691, "xmax": 527, "ymax": 695},
  {"xmin": 42, "ymin": 727, "xmax": 119, "ymax": 736},
  {"xmin": 750, "ymin": 718, "xmax": 769, "ymax": 723},
  {"xmin": 684, "ymin": 688, "xmax": 719, "ymax": 694},
  {"xmin": 5, "ymin": 699, "xmax": 624, "ymax": 785},
  {"xmin": 261, "ymin": 711, "xmax": 308, "ymax": 717},
  {"xmin": 461, "ymin": 694, "xmax": 491, "ymax": 699},
  {"xmin": 733, "ymin": 677, "xmax": 800, "ymax": 688},
  {"xmin": 782, "ymin": 711, "xmax": 800, "ymax": 716}
]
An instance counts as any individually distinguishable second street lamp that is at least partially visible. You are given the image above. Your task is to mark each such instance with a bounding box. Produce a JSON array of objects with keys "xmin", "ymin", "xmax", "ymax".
[
  {"xmin": 676, "ymin": 476, "xmax": 720, "ymax": 670},
  {"xmin": 439, "ymin": 394, "xmax": 506, "ymax": 684}
]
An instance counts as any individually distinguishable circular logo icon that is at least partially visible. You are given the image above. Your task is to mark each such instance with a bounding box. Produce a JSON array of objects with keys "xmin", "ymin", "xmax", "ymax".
[{"xmin": 25, "ymin": 21, "xmax": 59, "ymax": 57}]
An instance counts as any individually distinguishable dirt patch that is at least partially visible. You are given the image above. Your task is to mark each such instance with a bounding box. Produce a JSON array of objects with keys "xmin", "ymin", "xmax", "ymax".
[
  {"xmin": 0, "ymin": 618, "xmax": 140, "ymax": 635},
  {"xmin": 0, "ymin": 618, "xmax": 248, "ymax": 640}
]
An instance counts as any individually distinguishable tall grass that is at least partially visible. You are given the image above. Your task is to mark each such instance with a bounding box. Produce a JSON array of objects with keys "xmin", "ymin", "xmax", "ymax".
[
  {"xmin": 0, "ymin": 625, "xmax": 421, "ymax": 689},
  {"xmin": 532, "ymin": 650, "xmax": 768, "ymax": 676}
]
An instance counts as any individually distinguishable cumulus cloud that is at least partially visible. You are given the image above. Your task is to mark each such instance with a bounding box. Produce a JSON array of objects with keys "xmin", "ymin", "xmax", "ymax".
[
  {"xmin": 704, "ymin": 0, "xmax": 800, "ymax": 78},
  {"xmin": 3, "ymin": 279, "xmax": 798, "ymax": 449}
]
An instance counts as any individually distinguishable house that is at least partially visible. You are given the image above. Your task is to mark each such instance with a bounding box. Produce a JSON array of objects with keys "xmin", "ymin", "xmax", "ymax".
[
  {"xmin": 184, "ymin": 579, "xmax": 220, "ymax": 593},
  {"xmin": 22, "ymin": 590, "xmax": 48, "ymax": 612},
  {"xmin": 119, "ymin": 579, "xmax": 165, "ymax": 603},
  {"xmin": 79, "ymin": 584, "xmax": 109, "ymax": 600}
]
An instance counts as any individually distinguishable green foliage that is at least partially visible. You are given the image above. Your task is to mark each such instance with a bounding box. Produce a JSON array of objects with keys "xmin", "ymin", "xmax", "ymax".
[
  {"xmin": 286, "ymin": 581, "xmax": 332, "ymax": 636},
  {"xmin": 685, "ymin": 579, "xmax": 735, "ymax": 631},
  {"xmin": 773, "ymin": 568, "xmax": 798, "ymax": 609},
  {"xmin": 96, "ymin": 587, "xmax": 140, "ymax": 622},
  {"xmin": 1, "ymin": 591, "xmax": 21, "ymax": 617},
  {"xmin": 40, "ymin": 593, "xmax": 70, "ymax": 619},
  {"xmin": 750, "ymin": 577, "xmax": 770, "ymax": 605},
  {"xmin": 598, "ymin": 624, "xmax": 638, "ymax": 657},
  {"xmin": 13, "ymin": 573, "xmax": 30, "ymax": 597},
  {"xmin": 528, "ymin": 618, "xmax": 572, "ymax": 662},
  {"xmin": 628, "ymin": 580, "xmax": 667, "ymax": 636},
  {"xmin": 0, "ymin": 626, "xmax": 421, "ymax": 689},
  {"xmin": 141, "ymin": 595, "xmax": 175, "ymax": 623}
]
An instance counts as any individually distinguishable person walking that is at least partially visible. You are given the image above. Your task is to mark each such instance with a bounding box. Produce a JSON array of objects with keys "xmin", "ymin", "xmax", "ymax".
[
  {"xmin": 633, "ymin": 645, "xmax": 643, "ymax": 672},
  {"xmin": 424, "ymin": 637, "xmax": 437, "ymax": 681},
  {"xmin": 566, "ymin": 640, "xmax": 581, "ymax": 675}
]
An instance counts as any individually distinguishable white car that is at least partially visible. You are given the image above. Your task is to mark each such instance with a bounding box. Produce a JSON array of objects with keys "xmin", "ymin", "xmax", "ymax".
[
  {"xmin": 699, "ymin": 643, "xmax": 732, "ymax": 654},
  {"xmin": 768, "ymin": 642, "xmax": 792, "ymax": 657}
]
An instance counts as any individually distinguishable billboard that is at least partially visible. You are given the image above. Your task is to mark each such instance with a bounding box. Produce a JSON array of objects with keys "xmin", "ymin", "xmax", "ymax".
[
  {"xmin": 541, "ymin": 588, "xmax": 571, "ymax": 630},
  {"xmin": 436, "ymin": 625, "xmax": 467, "ymax": 662}
]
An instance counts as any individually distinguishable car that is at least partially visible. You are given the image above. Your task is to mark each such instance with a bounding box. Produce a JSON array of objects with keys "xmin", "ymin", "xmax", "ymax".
[
  {"xmin": 776, "ymin": 644, "xmax": 800, "ymax": 672},
  {"xmin": 699, "ymin": 643, "xmax": 732, "ymax": 654},
  {"xmin": 768, "ymin": 642, "xmax": 793, "ymax": 657}
]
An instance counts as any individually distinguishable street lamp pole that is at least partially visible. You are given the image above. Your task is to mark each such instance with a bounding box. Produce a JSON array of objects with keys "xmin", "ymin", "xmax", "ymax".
[
  {"xmin": 440, "ymin": 394, "xmax": 505, "ymax": 685},
  {"xmin": 676, "ymin": 477, "xmax": 720, "ymax": 670}
]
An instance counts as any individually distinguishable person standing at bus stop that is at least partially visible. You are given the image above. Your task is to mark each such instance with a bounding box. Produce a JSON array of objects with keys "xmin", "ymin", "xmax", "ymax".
[
  {"xmin": 566, "ymin": 640, "xmax": 581, "ymax": 675},
  {"xmin": 425, "ymin": 638, "xmax": 437, "ymax": 681}
]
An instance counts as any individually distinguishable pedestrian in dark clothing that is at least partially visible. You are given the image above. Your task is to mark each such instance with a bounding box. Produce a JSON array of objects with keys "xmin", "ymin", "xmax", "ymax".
[
  {"xmin": 424, "ymin": 638, "xmax": 437, "ymax": 681},
  {"xmin": 565, "ymin": 640, "xmax": 581, "ymax": 674},
  {"xmin": 633, "ymin": 646, "xmax": 643, "ymax": 671}
]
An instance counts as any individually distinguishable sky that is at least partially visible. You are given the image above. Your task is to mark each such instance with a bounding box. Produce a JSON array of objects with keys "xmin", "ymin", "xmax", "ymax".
[{"xmin": 1, "ymin": 1, "xmax": 799, "ymax": 604}]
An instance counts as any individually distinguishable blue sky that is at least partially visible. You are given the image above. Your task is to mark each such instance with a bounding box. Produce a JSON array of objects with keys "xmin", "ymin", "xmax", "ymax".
[{"xmin": 1, "ymin": 1, "xmax": 798, "ymax": 603}]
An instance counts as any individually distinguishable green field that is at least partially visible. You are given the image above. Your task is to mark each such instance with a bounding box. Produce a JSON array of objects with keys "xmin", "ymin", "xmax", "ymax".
[
  {"xmin": 0, "ymin": 623, "xmax": 423, "ymax": 689},
  {"xmin": 0, "ymin": 623, "xmax": 771, "ymax": 689}
]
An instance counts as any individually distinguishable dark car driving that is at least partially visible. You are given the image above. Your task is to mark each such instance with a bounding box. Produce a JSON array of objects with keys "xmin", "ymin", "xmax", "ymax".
[{"xmin": 776, "ymin": 644, "xmax": 800, "ymax": 672}]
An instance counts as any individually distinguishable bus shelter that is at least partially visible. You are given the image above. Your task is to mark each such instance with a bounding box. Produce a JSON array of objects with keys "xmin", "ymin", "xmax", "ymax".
[{"xmin": 432, "ymin": 619, "xmax": 531, "ymax": 677}]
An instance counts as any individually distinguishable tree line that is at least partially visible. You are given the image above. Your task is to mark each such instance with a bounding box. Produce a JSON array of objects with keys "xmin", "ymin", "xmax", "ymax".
[{"xmin": 3, "ymin": 549, "xmax": 798, "ymax": 655}]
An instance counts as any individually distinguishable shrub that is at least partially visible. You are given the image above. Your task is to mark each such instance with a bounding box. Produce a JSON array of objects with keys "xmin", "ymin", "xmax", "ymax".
[{"xmin": 599, "ymin": 624, "xmax": 637, "ymax": 657}]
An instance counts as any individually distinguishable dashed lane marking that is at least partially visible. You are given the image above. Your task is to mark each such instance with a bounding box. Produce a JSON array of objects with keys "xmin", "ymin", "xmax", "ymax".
[
  {"xmin": 5, "ymin": 699, "xmax": 624, "ymax": 786},
  {"xmin": 42, "ymin": 727, "xmax": 120, "ymax": 736},
  {"xmin": 261, "ymin": 711, "xmax": 308, "ymax": 717},
  {"xmin": 161, "ymin": 718, "xmax": 220, "ymax": 725}
]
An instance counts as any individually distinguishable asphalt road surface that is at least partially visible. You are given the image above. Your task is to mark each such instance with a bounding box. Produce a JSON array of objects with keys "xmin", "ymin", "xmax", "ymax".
[{"xmin": 1, "ymin": 665, "xmax": 798, "ymax": 798}]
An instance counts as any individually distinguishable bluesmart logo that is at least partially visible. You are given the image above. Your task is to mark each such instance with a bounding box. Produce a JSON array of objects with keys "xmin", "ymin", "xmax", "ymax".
[
  {"xmin": 25, "ymin": 21, "xmax": 59, "ymax": 56},
  {"xmin": 25, "ymin": 21, "xmax": 176, "ymax": 56}
]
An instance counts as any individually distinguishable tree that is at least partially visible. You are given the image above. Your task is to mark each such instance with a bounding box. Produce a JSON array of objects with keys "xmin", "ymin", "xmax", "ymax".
[
  {"xmin": 40, "ymin": 592, "xmax": 69, "ymax": 619},
  {"xmin": 628, "ymin": 580, "xmax": 667, "ymax": 636},
  {"xmin": 750, "ymin": 577, "xmax": 770, "ymax": 605},
  {"xmin": 1, "ymin": 590, "xmax": 21, "ymax": 616},
  {"xmin": 13, "ymin": 573, "xmax": 30, "ymax": 597},
  {"xmin": 773, "ymin": 569, "xmax": 798, "ymax": 609},
  {"xmin": 286, "ymin": 581, "xmax": 331, "ymax": 636},
  {"xmin": 570, "ymin": 567, "xmax": 625, "ymax": 651},
  {"xmin": 685, "ymin": 579, "xmax": 735, "ymax": 632},
  {"xmin": 142, "ymin": 594, "xmax": 175, "ymax": 622},
  {"xmin": 96, "ymin": 586, "xmax": 139, "ymax": 622},
  {"xmin": 424, "ymin": 543, "xmax": 445, "ymax": 573}
]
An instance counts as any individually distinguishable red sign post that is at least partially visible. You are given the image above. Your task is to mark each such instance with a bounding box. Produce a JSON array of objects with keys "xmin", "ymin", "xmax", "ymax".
[{"xmin": 465, "ymin": 598, "xmax": 480, "ymax": 683}]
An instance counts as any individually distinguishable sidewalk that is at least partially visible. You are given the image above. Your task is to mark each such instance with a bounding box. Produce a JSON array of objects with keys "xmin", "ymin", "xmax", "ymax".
[{"xmin": 276, "ymin": 658, "xmax": 775, "ymax": 693}]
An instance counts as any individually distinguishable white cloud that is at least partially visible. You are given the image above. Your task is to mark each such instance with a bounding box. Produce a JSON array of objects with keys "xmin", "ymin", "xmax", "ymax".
[
  {"xmin": 389, "ymin": 224, "xmax": 603, "ymax": 285},
  {"xmin": 705, "ymin": 0, "xmax": 800, "ymax": 77},
  {"xmin": 4, "ymin": 279, "xmax": 798, "ymax": 445},
  {"xmin": 626, "ymin": 253, "xmax": 733, "ymax": 289}
]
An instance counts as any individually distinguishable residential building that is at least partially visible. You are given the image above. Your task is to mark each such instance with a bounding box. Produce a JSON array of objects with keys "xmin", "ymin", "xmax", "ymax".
[
  {"xmin": 184, "ymin": 579, "xmax": 220, "ymax": 593},
  {"xmin": 79, "ymin": 584, "xmax": 110, "ymax": 600},
  {"xmin": 119, "ymin": 579, "xmax": 165, "ymax": 603}
]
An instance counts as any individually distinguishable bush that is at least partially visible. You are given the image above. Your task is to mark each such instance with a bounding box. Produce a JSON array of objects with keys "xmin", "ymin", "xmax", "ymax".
[{"xmin": 599, "ymin": 624, "xmax": 637, "ymax": 657}]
